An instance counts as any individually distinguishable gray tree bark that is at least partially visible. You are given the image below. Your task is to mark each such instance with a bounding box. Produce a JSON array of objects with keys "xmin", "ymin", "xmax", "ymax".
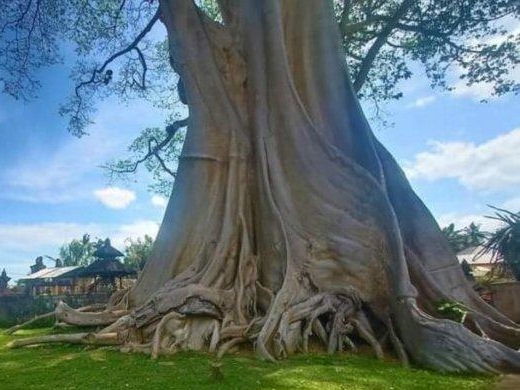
[{"xmin": 10, "ymin": 0, "xmax": 520, "ymax": 373}]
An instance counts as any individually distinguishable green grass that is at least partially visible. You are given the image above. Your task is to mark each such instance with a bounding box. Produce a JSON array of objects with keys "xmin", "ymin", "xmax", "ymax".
[{"xmin": 0, "ymin": 328, "xmax": 495, "ymax": 390}]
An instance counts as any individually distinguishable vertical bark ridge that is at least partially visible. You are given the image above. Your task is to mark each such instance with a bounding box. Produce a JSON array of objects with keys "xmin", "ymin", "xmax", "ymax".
[{"xmin": 11, "ymin": 0, "xmax": 520, "ymax": 373}]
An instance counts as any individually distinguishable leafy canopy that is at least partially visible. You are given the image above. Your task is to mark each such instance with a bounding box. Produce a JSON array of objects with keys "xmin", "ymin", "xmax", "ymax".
[
  {"xmin": 124, "ymin": 234, "xmax": 154, "ymax": 271},
  {"xmin": 58, "ymin": 234, "xmax": 98, "ymax": 267},
  {"xmin": 441, "ymin": 222, "xmax": 486, "ymax": 254},
  {"xmin": 1, "ymin": 0, "xmax": 518, "ymax": 194}
]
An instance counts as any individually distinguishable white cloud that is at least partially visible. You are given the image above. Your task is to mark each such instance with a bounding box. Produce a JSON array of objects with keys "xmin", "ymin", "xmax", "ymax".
[
  {"xmin": 436, "ymin": 212, "xmax": 504, "ymax": 232},
  {"xmin": 404, "ymin": 128, "xmax": 520, "ymax": 192},
  {"xmin": 110, "ymin": 220, "xmax": 161, "ymax": 248},
  {"xmin": 1, "ymin": 133, "xmax": 116, "ymax": 203},
  {"xmin": 406, "ymin": 95, "xmax": 436, "ymax": 109},
  {"xmin": 94, "ymin": 186, "xmax": 136, "ymax": 209},
  {"xmin": 450, "ymin": 67, "xmax": 520, "ymax": 101},
  {"xmin": 451, "ymin": 81, "xmax": 497, "ymax": 101},
  {"xmin": 0, "ymin": 98, "xmax": 169, "ymax": 204},
  {"xmin": 0, "ymin": 220, "xmax": 160, "ymax": 280},
  {"xmin": 450, "ymin": 21, "xmax": 520, "ymax": 101},
  {"xmin": 502, "ymin": 196, "xmax": 520, "ymax": 212},
  {"xmin": 151, "ymin": 195, "xmax": 168, "ymax": 208}
]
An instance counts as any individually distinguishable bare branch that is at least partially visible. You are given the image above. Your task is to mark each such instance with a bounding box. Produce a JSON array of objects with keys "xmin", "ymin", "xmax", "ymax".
[
  {"xmin": 74, "ymin": 10, "xmax": 159, "ymax": 98},
  {"xmin": 103, "ymin": 118, "xmax": 188, "ymax": 178},
  {"xmin": 64, "ymin": 9, "xmax": 160, "ymax": 135},
  {"xmin": 352, "ymin": 0, "xmax": 414, "ymax": 93}
]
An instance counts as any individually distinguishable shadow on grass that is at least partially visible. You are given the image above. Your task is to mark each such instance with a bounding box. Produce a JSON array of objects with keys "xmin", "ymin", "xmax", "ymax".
[{"xmin": 0, "ymin": 329, "xmax": 494, "ymax": 390}]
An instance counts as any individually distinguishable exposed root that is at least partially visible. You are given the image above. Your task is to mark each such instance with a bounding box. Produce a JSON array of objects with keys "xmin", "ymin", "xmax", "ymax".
[
  {"xmin": 151, "ymin": 311, "xmax": 185, "ymax": 359},
  {"xmin": 396, "ymin": 298, "xmax": 520, "ymax": 373},
  {"xmin": 7, "ymin": 332, "xmax": 121, "ymax": 349},
  {"xmin": 255, "ymin": 287, "xmax": 384, "ymax": 361},
  {"xmin": 386, "ymin": 318, "xmax": 409, "ymax": 368},
  {"xmin": 7, "ymin": 285, "xmax": 520, "ymax": 374},
  {"xmin": 4, "ymin": 303, "xmax": 108, "ymax": 335},
  {"xmin": 217, "ymin": 337, "xmax": 246, "ymax": 358},
  {"xmin": 55, "ymin": 301, "xmax": 129, "ymax": 327}
]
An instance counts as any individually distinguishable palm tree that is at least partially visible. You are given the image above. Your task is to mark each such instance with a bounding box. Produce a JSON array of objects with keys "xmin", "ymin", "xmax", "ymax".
[
  {"xmin": 462, "ymin": 223, "xmax": 485, "ymax": 248},
  {"xmin": 480, "ymin": 206, "xmax": 520, "ymax": 281},
  {"xmin": 59, "ymin": 234, "xmax": 96, "ymax": 267},
  {"xmin": 442, "ymin": 223, "xmax": 467, "ymax": 253}
]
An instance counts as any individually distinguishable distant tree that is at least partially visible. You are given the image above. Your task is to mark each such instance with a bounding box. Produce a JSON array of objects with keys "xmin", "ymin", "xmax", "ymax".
[
  {"xmin": 462, "ymin": 223, "xmax": 486, "ymax": 248},
  {"xmin": 441, "ymin": 223, "xmax": 466, "ymax": 253},
  {"xmin": 442, "ymin": 222, "xmax": 485, "ymax": 254},
  {"xmin": 124, "ymin": 235, "xmax": 154, "ymax": 271},
  {"xmin": 3, "ymin": 0, "xmax": 520, "ymax": 373},
  {"xmin": 480, "ymin": 206, "xmax": 520, "ymax": 281},
  {"xmin": 59, "ymin": 234, "xmax": 97, "ymax": 267}
]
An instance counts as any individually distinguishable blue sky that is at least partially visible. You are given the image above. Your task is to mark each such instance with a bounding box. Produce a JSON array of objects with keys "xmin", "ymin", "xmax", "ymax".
[{"xmin": 1, "ymin": 30, "xmax": 519, "ymax": 282}]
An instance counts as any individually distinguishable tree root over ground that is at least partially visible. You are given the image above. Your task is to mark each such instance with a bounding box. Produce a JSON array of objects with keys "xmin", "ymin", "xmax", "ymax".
[
  {"xmin": 7, "ymin": 3, "xmax": 520, "ymax": 374},
  {"xmin": 7, "ymin": 282, "xmax": 520, "ymax": 375}
]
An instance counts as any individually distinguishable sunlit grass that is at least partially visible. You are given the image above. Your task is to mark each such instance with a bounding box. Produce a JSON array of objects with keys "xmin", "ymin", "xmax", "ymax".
[{"xmin": 0, "ymin": 328, "xmax": 495, "ymax": 390}]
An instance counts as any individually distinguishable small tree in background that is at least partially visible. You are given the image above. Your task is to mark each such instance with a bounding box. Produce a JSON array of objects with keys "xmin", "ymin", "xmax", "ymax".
[
  {"xmin": 3, "ymin": 0, "xmax": 520, "ymax": 373},
  {"xmin": 462, "ymin": 223, "xmax": 486, "ymax": 248},
  {"xmin": 59, "ymin": 234, "xmax": 97, "ymax": 267},
  {"xmin": 442, "ymin": 222, "xmax": 485, "ymax": 254},
  {"xmin": 124, "ymin": 235, "xmax": 154, "ymax": 271},
  {"xmin": 480, "ymin": 206, "xmax": 520, "ymax": 281}
]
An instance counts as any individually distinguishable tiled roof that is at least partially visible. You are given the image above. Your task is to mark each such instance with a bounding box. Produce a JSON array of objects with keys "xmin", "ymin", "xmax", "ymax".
[
  {"xmin": 19, "ymin": 266, "xmax": 83, "ymax": 281},
  {"xmin": 457, "ymin": 245, "xmax": 495, "ymax": 265},
  {"xmin": 79, "ymin": 259, "xmax": 134, "ymax": 277}
]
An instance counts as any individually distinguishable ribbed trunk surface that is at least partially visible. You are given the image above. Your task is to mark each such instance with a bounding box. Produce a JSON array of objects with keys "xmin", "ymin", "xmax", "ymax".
[{"xmin": 23, "ymin": 0, "xmax": 520, "ymax": 373}]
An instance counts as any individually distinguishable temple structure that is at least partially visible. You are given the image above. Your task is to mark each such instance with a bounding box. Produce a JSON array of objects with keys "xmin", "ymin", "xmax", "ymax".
[
  {"xmin": 29, "ymin": 256, "xmax": 46, "ymax": 274},
  {"xmin": 19, "ymin": 265, "xmax": 85, "ymax": 296},
  {"xmin": 0, "ymin": 269, "xmax": 11, "ymax": 295},
  {"xmin": 78, "ymin": 239, "xmax": 136, "ymax": 293}
]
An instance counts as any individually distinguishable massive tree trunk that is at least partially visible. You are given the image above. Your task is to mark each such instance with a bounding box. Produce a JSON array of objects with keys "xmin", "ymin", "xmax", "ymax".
[{"xmin": 12, "ymin": 0, "xmax": 520, "ymax": 373}]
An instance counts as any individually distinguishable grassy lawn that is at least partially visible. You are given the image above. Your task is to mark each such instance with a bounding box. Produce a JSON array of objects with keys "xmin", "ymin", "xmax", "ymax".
[{"xmin": 0, "ymin": 328, "xmax": 495, "ymax": 390}]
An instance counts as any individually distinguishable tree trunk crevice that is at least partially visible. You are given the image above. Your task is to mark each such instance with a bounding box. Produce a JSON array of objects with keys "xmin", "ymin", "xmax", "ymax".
[{"xmin": 11, "ymin": 0, "xmax": 520, "ymax": 374}]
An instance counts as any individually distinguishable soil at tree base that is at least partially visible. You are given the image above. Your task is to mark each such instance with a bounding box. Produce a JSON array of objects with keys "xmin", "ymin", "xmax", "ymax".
[{"xmin": 493, "ymin": 375, "xmax": 520, "ymax": 389}]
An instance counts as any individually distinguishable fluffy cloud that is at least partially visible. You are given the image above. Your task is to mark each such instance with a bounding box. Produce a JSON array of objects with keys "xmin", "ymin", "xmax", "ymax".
[
  {"xmin": 0, "ymin": 220, "xmax": 160, "ymax": 280},
  {"xmin": 93, "ymin": 187, "xmax": 136, "ymax": 209},
  {"xmin": 110, "ymin": 220, "xmax": 161, "ymax": 248},
  {"xmin": 436, "ymin": 212, "xmax": 504, "ymax": 232},
  {"xmin": 151, "ymin": 195, "xmax": 168, "ymax": 208},
  {"xmin": 406, "ymin": 95, "xmax": 436, "ymax": 109},
  {"xmin": 0, "ymin": 98, "xmax": 168, "ymax": 204},
  {"xmin": 450, "ymin": 21, "xmax": 520, "ymax": 101},
  {"xmin": 404, "ymin": 128, "xmax": 520, "ymax": 192},
  {"xmin": 502, "ymin": 196, "xmax": 520, "ymax": 212}
]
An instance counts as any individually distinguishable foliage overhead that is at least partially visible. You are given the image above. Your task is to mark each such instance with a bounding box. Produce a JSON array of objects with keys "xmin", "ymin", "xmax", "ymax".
[
  {"xmin": 1, "ymin": 0, "xmax": 519, "ymax": 193},
  {"xmin": 0, "ymin": 0, "xmax": 520, "ymax": 193}
]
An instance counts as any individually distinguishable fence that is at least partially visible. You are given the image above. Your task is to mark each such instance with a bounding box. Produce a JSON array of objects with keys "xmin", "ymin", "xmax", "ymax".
[
  {"xmin": 0, "ymin": 293, "xmax": 111, "ymax": 327},
  {"xmin": 489, "ymin": 282, "xmax": 520, "ymax": 323}
]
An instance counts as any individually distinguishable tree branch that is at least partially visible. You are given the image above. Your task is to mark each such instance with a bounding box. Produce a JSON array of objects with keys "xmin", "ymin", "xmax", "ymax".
[
  {"xmin": 352, "ymin": 0, "xmax": 414, "ymax": 92},
  {"xmin": 64, "ymin": 9, "xmax": 159, "ymax": 135},
  {"xmin": 74, "ymin": 9, "xmax": 159, "ymax": 98},
  {"xmin": 104, "ymin": 118, "xmax": 188, "ymax": 178}
]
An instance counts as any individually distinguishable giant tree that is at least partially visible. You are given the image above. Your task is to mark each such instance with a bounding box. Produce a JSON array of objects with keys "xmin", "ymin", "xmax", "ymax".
[{"xmin": 2, "ymin": 0, "xmax": 520, "ymax": 374}]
